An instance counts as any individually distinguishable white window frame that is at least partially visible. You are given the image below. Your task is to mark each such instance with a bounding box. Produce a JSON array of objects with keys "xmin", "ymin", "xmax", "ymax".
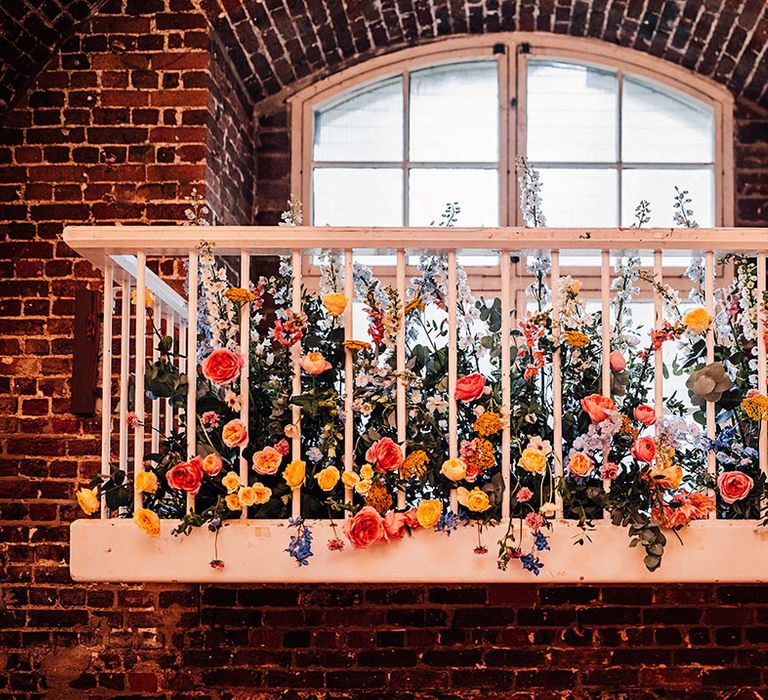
[{"xmin": 288, "ymin": 33, "xmax": 734, "ymax": 228}]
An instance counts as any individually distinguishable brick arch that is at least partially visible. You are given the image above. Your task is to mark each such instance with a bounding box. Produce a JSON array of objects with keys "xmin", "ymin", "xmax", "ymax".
[{"xmin": 209, "ymin": 0, "xmax": 768, "ymax": 107}]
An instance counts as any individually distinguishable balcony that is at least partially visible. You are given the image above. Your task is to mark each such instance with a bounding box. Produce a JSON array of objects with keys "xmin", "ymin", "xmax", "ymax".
[{"xmin": 64, "ymin": 225, "xmax": 768, "ymax": 583}]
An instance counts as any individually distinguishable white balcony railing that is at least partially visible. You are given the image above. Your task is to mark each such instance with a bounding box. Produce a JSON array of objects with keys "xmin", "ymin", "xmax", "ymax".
[{"xmin": 64, "ymin": 226, "xmax": 768, "ymax": 582}]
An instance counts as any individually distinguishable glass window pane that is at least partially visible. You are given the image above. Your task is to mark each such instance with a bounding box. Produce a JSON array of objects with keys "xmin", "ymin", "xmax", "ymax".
[
  {"xmin": 313, "ymin": 168, "xmax": 403, "ymax": 225},
  {"xmin": 535, "ymin": 168, "xmax": 618, "ymax": 226},
  {"xmin": 622, "ymin": 77, "xmax": 714, "ymax": 164},
  {"xmin": 621, "ymin": 169, "xmax": 715, "ymax": 227},
  {"xmin": 409, "ymin": 62, "xmax": 498, "ymax": 162},
  {"xmin": 527, "ymin": 61, "xmax": 618, "ymax": 162},
  {"xmin": 313, "ymin": 77, "xmax": 403, "ymax": 162},
  {"xmin": 408, "ymin": 168, "xmax": 499, "ymax": 227}
]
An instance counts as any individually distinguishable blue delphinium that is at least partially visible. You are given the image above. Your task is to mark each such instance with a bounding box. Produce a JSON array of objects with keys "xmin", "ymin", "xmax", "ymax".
[
  {"xmin": 520, "ymin": 553, "xmax": 544, "ymax": 576},
  {"xmin": 533, "ymin": 531, "xmax": 550, "ymax": 552},
  {"xmin": 435, "ymin": 509, "xmax": 460, "ymax": 537},
  {"xmin": 286, "ymin": 517, "xmax": 313, "ymax": 566}
]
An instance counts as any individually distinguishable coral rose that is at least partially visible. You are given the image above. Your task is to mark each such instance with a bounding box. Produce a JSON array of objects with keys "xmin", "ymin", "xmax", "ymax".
[
  {"xmin": 457, "ymin": 486, "xmax": 491, "ymax": 512},
  {"xmin": 76, "ymin": 487, "xmax": 100, "ymax": 515},
  {"xmin": 222, "ymin": 418, "xmax": 248, "ymax": 448},
  {"xmin": 633, "ymin": 404, "xmax": 656, "ymax": 426},
  {"xmin": 581, "ymin": 394, "xmax": 617, "ymax": 423},
  {"xmin": 252, "ymin": 446, "xmax": 282, "ymax": 475},
  {"xmin": 201, "ymin": 348, "xmax": 245, "ymax": 385},
  {"xmin": 631, "ymin": 436, "xmax": 657, "ymax": 464},
  {"xmin": 315, "ymin": 465, "xmax": 341, "ymax": 492},
  {"xmin": 609, "ymin": 350, "xmax": 626, "ymax": 372},
  {"xmin": 383, "ymin": 509, "xmax": 419, "ymax": 540},
  {"xmin": 440, "ymin": 458, "xmax": 467, "ymax": 482},
  {"xmin": 201, "ymin": 454, "xmax": 223, "ymax": 477},
  {"xmin": 365, "ymin": 437, "xmax": 403, "ymax": 474},
  {"xmin": 717, "ymin": 470, "xmax": 754, "ymax": 504},
  {"xmin": 283, "ymin": 459, "xmax": 306, "ymax": 489},
  {"xmin": 322, "ymin": 293, "xmax": 348, "ymax": 317},
  {"xmin": 416, "ymin": 499, "xmax": 443, "ymax": 529},
  {"xmin": 343, "ymin": 505, "xmax": 386, "ymax": 549},
  {"xmin": 684, "ymin": 307, "xmax": 712, "ymax": 334},
  {"xmin": 301, "ymin": 351, "xmax": 331, "ymax": 375},
  {"xmin": 567, "ymin": 452, "xmax": 594, "ymax": 478},
  {"xmin": 134, "ymin": 508, "xmax": 161, "ymax": 537},
  {"xmin": 454, "ymin": 373, "xmax": 486, "ymax": 403},
  {"xmin": 167, "ymin": 456, "xmax": 205, "ymax": 495}
]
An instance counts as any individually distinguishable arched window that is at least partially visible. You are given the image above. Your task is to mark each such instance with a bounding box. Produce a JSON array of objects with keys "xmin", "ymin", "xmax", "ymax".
[{"xmin": 289, "ymin": 35, "xmax": 734, "ymax": 227}]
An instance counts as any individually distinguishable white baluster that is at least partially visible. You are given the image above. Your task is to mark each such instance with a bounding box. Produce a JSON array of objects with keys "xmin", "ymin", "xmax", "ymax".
[
  {"xmin": 343, "ymin": 249, "xmax": 354, "ymax": 510},
  {"xmin": 396, "ymin": 249, "xmax": 407, "ymax": 510},
  {"xmin": 118, "ymin": 279, "xmax": 130, "ymax": 494},
  {"xmin": 601, "ymin": 250, "xmax": 611, "ymax": 490},
  {"xmin": 239, "ymin": 251, "xmax": 250, "ymax": 520},
  {"xmin": 150, "ymin": 300, "xmax": 161, "ymax": 455},
  {"xmin": 186, "ymin": 250, "xmax": 198, "ymax": 514},
  {"xmin": 500, "ymin": 252, "xmax": 511, "ymax": 520},
  {"xmin": 291, "ymin": 250, "xmax": 302, "ymax": 519},
  {"xmin": 100, "ymin": 263, "xmax": 114, "ymax": 518},
  {"xmin": 758, "ymin": 253, "xmax": 767, "ymax": 494},
  {"xmin": 448, "ymin": 251, "xmax": 458, "ymax": 513},
  {"xmin": 133, "ymin": 253, "xmax": 147, "ymax": 511},
  {"xmin": 705, "ymin": 251, "xmax": 716, "ymax": 515},
  {"xmin": 654, "ymin": 251, "xmax": 664, "ymax": 425},
  {"xmin": 551, "ymin": 251, "xmax": 564, "ymax": 518}
]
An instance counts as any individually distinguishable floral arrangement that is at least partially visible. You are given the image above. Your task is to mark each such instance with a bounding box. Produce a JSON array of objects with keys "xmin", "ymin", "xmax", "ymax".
[{"xmin": 78, "ymin": 178, "xmax": 768, "ymax": 576}]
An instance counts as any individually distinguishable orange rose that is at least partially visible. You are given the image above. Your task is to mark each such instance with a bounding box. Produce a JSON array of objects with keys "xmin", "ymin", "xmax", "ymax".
[
  {"xmin": 301, "ymin": 352, "xmax": 331, "ymax": 375},
  {"xmin": 167, "ymin": 456, "xmax": 205, "ymax": 495},
  {"xmin": 649, "ymin": 463, "xmax": 683, "ymax": 490},
  {"xmin": 567, "ymin": 452, "xmax": 594, "ymax": 478},
  {"xmin": 202, "ymin": 454, "xmax": 223, "ymax": 476},
  {"xmin": 201, "ymin": 348, "xmax": 245, "ymax": 385},
  {"xmin": 581, "ymin": 394, "xmax": 617, "ymax": 423},
  {"xmin": 631, "ymin": 436, "xmax": 657, "ymax": 464},
  {"xmin": 222, "ymin": 418, "xmax": 248, "ymax": 448},
  {"xmin": 252, "ymin": 446, "xmax": 282, "ymax": 475},
  {"xmin": 454, "ymin": 373, "xmax": 486, "ymax": 403},
  {"xmin": 365, "ymin": 437, "xmax": 403, "ymax": 474},
  {"xmin": 343, "ymin": 505, "xmax": 386, "ymax": 549}
]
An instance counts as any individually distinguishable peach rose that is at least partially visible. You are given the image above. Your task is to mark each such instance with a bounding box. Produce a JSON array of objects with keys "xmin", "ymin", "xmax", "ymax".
[
  {"xmin": 222, "ymin": 418, "xmax": 248, "ymax": 448},
  {"xmin": 301, "ymin": 351, "xmax": 331, "ymax": 375},
  {"xmin": 252, "ymin": 446, "xmax": 282, "ymax": 475},
  {"xmin": 252, "ymin": 482, "xmax": 272, "ymax": 505},
  {"xmin": 201, "ymin": 348, "xmax": 245, "ymax": 385},
  {"xmin": 609, "ymin": 350, "xmax": 626, "ymax": 372},
  {"xmin": 365, "ymin": 437, "xmax": 403, "ymax": 474},
  {"xmin": 649, "ymin": 463, "xmax": 683, "ymax": 490},
  {"xmin": 717, "ymin": 470, "xmax": 754, "ymax": 504},
  {"xmin": 202, "ymin": 454, "xmax": 223, "ymax": 477},
  {"xmin": 631, "ymin": 436, "xmax": 657, "ymax": 464},
  {"xmin": 581, "ymin": 394, "xmax": 617, "ymax": 423},
  {"xmin": 567, "ymin": 452, "xmax": 594, "ymax": 478},
  {"xmin": 440, "ymin": 458, "xmax": 467, "ymax": 482},
  {"xmin": 343, "ymin": 505, "xmax": 386, "ymax": 549},
  {"xmin": 166, "ymin": 456, "xmax": 204, "ymax": 495},
  {"xmin": 383, "ymin": 509, "xmax": 418, "ymax": 540},
  {"xmin": 633, "ymin": 405, "xmax": 656, "ymax": 426},
  {"xmin": 454, "ymin": 373, "xmax": 486, "ymax": 403}
]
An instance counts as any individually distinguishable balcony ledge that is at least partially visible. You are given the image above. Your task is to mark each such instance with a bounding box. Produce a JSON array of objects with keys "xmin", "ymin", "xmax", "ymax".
[{"xmin": 70, "ymin": 519, "xmax": 768, "ymax": 583}]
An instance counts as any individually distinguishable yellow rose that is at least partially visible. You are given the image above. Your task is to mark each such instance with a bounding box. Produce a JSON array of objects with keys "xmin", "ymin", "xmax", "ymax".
[
  {"xmin": 225, "ymin": 493, "xmax": 242, "ymax": 511},
  {"xmin": 518, "ymin": 446, "xmax": 547, "ymax": 474},
  {"xmin": 253, "ymin": 482, "xmax": 272, "ymax": 505},
  {"xmin": 440, "ymin": 458, "xmax": 467, "ymax": 482},
  {"xmin": 684, "ymin": 307, "xmax": 712, "ymax": 334},
  {"xmin": 417, "ymin": 499, "xmax": 443, "ymax": 529},
  {"xmin": 322, "ymin": 292, "xmax": 348, "ymax": 317},
  {"xmin": 457, "ymin": 486, "xmax": 491, "ymax": 513},
  {"xmin": 130, "ymin": 288, "xmax": 154, "ymax": 308},
  {"xmin": 238, "ymin": 485, "xmax": 257, "ymax": 507},
  {"xmin": 355, "ymin": 479, "xmax": 372, "ymax": 495},
  {"xmin": 360, "ymin": 464, "xmax": 374, "ymax": 480},
  {"xmin": 342, "ymin": 471, "xmax": 360, "ymax": 488},
  {"xmin": 283, "ymin": 459, "xmax": 306, "ymax": 489},
  {"xmin": 649, "ymin": 463, "xmax": 683, "ymax": 490},
  {"xmin": 135, "ymin": 471, "xmax": 158, "ymax": 494},
  {"xmin": 134, "ymin": 508, "xmax": 160, "ymax": 537},
  {"xmin": 222, "ymin": 471, "xmax": 240, "ymax": 494},
  {"xmin": 315, "ymin": 465, "xmax": 340, "ymax": 492},
  {"xmin": 76, "ymin": 487, "xmax": 100, "ymax": 515}
]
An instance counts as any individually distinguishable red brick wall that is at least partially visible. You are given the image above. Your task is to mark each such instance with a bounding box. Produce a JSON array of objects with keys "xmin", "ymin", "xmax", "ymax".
[{"xmin": 2, "ymin": 1, "xmax": 768, "ymax": 698}]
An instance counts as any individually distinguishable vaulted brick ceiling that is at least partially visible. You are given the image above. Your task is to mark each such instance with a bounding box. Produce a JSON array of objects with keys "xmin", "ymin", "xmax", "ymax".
[{"xmin": 2, "ymin": 0, "xmax": 768, "ymax": 110}]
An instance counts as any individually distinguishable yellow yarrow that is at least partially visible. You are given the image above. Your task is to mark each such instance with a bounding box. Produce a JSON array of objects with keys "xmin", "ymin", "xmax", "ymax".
[
  {"xmin": 401, "ymin": 450, "xmax": 429, "ymax": 480},
  {"xmin": 742, "ymin": 393, "xmax": 768, "ymax": 421},
  {"xmin": 343, "ymin": 339, "xmax": 372, "ymax": 353},
  {"xmin": 473, "ymin": 411, "xmax": 503, "ymax": 437},
  {"xmin": 562, "ymin": 330, "xmax": 591, "ymax": 348},
  {"xmin": 404, "ymin": 297, "xmax": 425, "ymax": 315},
  {"xmin": 224, "ymin": 287, "xmax": 256, "ymax": 304},
  {"xmin": 364, "ymin": 481, "xmax": 393, "ymax": 515}
]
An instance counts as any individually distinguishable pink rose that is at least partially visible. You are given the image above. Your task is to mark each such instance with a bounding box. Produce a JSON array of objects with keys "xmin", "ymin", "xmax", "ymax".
[
  {"xmin": 383, "ymin": 509, "xmax": 418, "ymax": 540},
  {"xmin": 633, "ymin": 404, "xmax": 656, "ymax": 426},
  {"xmin": 600, "ymin": 462, "xmax": 619, "ymax": 480},
  {"xmin": 365, "ymin": 437, "xmax": 403, "ymax": 474},
  {"xmin": 609, "ymin": 350, "xmax": 626, "ymax": 372},
  {"xmin": 201, "ymin": 348, "xmax": 245, "ymax": 385},
  {"xmin": 454, "ymin": 373, "xmax": 486, "ymax": 403},
  {"xmin": 581, "ymin": 394, "xmax": 617, "ymax": 423},
  {"xmin": 301, "ymin": 351, "xmax": 331, "ymax": 375},
  {"xmin": 343, "ymin": 506, "xmax": 386, "ymax": 549},
  {"xmin": 717, "ymin": 471, "xmax": 754, "ymax": 504},
  {"xmin": 167, "ymin": 456, "xmax": 204, "ymax": 495},
  {"xmin": 631, "ymin": 436, "xmax": 657, "ymax": 464}
]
